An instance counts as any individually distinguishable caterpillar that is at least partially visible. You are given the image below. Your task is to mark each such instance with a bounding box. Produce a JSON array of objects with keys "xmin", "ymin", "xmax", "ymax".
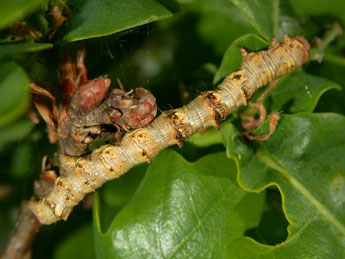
[{"xmin": 29, "ymin": 35, "xmax": 310, "ymax": 224}]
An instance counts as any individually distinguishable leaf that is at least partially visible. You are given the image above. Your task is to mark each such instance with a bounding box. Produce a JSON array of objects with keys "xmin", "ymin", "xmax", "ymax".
[
  {"xmin": 9, "ymin": 142, "xmax": 35, "ymax": 179},
  {"xmin": 248, "ymin": 190, "xmax": 289, "ymax": 245},
  {"xmin": 0, "ymin": 118, "xmax": 34, "ymax": 153},
  {"xmin": 96, "ymin": 164, "xmax": 147, "ymax": 233},
  {"xmin": 214, "ymin": 34, "xmax": 268, "ymax": 85},
  {"xmin": 0, "ymin": 43, "xmax": 53, "ymax": 60},
  {"xmin": 264, "ymin": 71, "xmax": 341, "ymax": 113},
  {"xmin": 94, "ymin": 150, "xmax": 265, "ymax": 258},
  {"xmin": 221, "ymin": 113, "xmax": 345, "ymax": 258},
  {"xmin": 0, "ymin": 0, "xmax": 48, "ymax": 30},
  {"xmin": 0, "ymin": 62, "xmax": 30, "ymax": 127},
  {"xmin": 54, "ymin": 224, "xmax": 94, "ymax": 259},
  {"xmin": 288, "ymin": 0, "xmax": 345, "ymax": 26},
  {"xmin": 63, "ymin": 0, "xmax": 173, "ymax": 42},
  {"xmin": 277, "ymin": 15, "xmax": 317, "ymax": 41},
  {"xmin": 230, "ymin": 0, "xmax": 278, "ymax": 41},
  {"xmin": 190, "ymin": 0, "xmax": 257, "ymax": 56},
  {"xmin": 308, "ymin": 54, "xmax": 345, "ymax": 115},
  {"xmin": 187, "ymin": 127, "xmax": 223, "ymax": 147}
]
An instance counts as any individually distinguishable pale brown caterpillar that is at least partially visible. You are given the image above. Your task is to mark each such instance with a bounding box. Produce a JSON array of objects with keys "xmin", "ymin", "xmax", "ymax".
[{"xmin": 29, "ymin": 35, "xmax": 310, "ymax": 224}]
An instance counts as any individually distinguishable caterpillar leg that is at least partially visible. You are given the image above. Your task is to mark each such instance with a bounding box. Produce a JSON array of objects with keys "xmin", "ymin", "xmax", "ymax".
[
  {"xmin": 242, "ymin": 112, "xmax": 280, "ymax": 141},
  {"xmin": 240, "ymin": 79, "xmax": 280, "ymax": 141},
  {"xmin": 34, "ymin": 156, "xmax": 58, "ymax": 199},
  {"xmin": 241, "ymin": 102, "xmax": 267, "ymax": 130},
  {"xmin": 238, "ymin": 46, "xmax": 248, "ymax": 57},
  {"xmin": 257, "ymin": 79, "xmax": 278, "ymax": 103}
]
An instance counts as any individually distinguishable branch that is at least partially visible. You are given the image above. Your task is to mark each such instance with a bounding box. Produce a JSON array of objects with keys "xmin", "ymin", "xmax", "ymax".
[
  {"xmin": 309, "ymin": 23, "xmax": 343, "ymax": 62},
  {"xmin": 1, "ymin": 157, "xmax": 57, "ymax": 258},
  {"xmin": 27, "ymin": 35, "xmax": 311, "ymax": 225},
  {"xmin": 0, "ymin": 203, "xmax": 40, "ymax": 259}
]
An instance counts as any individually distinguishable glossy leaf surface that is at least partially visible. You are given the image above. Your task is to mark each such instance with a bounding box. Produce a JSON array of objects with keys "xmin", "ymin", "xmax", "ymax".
[
  {"xmin": 63, "ymin": 0, "xmax": 173, "ymax": 42},
  {"xmin": 310, "ymin": 54, "xmax": 345, "ymax": 115},
  {"xmin": 94, "ymin": 150, "xmax": 265, "ymax": 258},
  {"xmin": 264, "ymin": 71, "xmax": 341, "ymax": 113},
  {"xmin": 221, "ymin": 113, "xmax": 345, "ymax": 258},
  {"xmin": 230, "ymin": 0, "xmax": 278, "ymax": 40}
]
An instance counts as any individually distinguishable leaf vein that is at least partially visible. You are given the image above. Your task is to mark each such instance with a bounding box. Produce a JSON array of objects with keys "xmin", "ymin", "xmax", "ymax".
[{"xmin": 257, "ymin": 148, "xmax": 345, "ymax": 236}]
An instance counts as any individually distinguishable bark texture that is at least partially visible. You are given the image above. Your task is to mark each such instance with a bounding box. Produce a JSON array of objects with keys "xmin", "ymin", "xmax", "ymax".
[
  {"xmin": 29, "ymin": 36, "xmax": 311, "ymax": 224},
  {"xmin": 0, "ymin": 202, "xmax": 40, "ymax": 259}
]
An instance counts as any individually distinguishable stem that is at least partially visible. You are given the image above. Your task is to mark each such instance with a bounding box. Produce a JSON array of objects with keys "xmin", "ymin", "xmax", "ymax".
[
  {"xmin": 1, "ymin": 36, "xmax": 310, "ymax": 258},
  {"xmin": 28, "ymin": 36, "xmax": 311, "ymax": 225},
  {"xmin": 1, "ymin": 35, "xmax": 311, "ymax": 258},
  {"xmin": 309, "ymin": 23, "xmax": 343, "ymax": 62},
  {"xmin": 1, "ymin": 157, "xmax": 57, "ymax": 258},
  {"xmin": 0, "ymin": 202, "xmax": 40, "ymax": 259}
]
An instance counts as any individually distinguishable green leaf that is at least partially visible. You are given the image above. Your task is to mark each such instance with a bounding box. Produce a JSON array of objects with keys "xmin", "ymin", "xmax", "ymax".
[
  {"xmin": 96, "ymin": 164, "xmax": 147, "ymax": 233},
  {"xmin": 308, "ymin": 54, "xmax": 345, "ymax": 115},
  {"xmin": 187, "ymin": 127, "xmax": 223, "ymax": 147},
  {"xmin": 0, "ymin": 0, "xmax": 48, "ymax": 29},
  {"xmin": 0, "ymin": 43, "xmax": 53, "ymax": 60},
  {"xmin": 277, "ymin": 0, "xmax": 319, "ymax": 40},
  {"xmin": 230, "ymin": 0, "xmax": 278, "ymax": 41},
  {"xmin": 63, "ymin": 0, "xmax": 173, "ymax": 42},
  {"xmin": 214, "ymin": 34, "xmax": 268, "ymax": 85},
  {"xmin": 288, "ymin": 0, "xmax": 345, "ymax": 26},
  {"xmin": 249, "ymin": 191, "xmax": 289, "ymax": 245},
  {"xmin": 0, "ymin": 118, "xmax": 34, "ymax": 153},
  {"xmin": 54, "ymin": 224, "xmax": 94, "ymax": 259},
  {"xmin": 0, "ymin": 62, "xmax": 30, "ymax": 127},
  {"xmin": 277, "ymin": 16, "xmax": 317, "ymax": 41},
  {"xmin": 264, "ymin": 71, "xmax": 341, "ymax": 113},
  {"xmin": 190, "ymin": 0, "xmax": 257, "ymax": 56},
  {"xmin": 94, "ymin": 150, "xmax": 265, "ymax": 258},
  {"xmin": 221, "ymin": 113, "xmax": 345, "ymax": 258},
  {"xmin": 9, "ymin": 142, "xmax": 35, "ymax": 179},
  {"xmin": 100, "ymin": 165, "xmax": 146, "ymax": 209}
]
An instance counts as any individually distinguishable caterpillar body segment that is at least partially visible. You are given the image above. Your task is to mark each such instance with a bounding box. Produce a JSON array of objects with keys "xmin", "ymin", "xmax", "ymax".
[{"xmin": 29, "ymin": 36, "xmax": 310, "ymax": 224}]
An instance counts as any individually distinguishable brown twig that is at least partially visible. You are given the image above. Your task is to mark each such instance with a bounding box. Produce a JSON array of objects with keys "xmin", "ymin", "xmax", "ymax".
[
  {"xmin": 1, "ymin": 157, "xmax": 58, "ymax": 259},
  {"xmin": 28, "ymin": 35, "xmax": 310, "ymax": 225},
  {"xmin": 1, "ymin": 36, "xmax": 310, "ymax": 258},
  {"xmin": 0, "ymin": 202, "xmax": 40, "ymax": 259}
]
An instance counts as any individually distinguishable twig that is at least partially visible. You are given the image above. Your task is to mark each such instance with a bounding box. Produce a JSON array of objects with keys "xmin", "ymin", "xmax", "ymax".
[
  {"xmin": 310, "ymin": 23, "xmax": 343, "ymax": 62},
  {"xmin": 28, "ymin": 35, "xmax": 311, "ymax": 225},
  {"xmin": 1, "ymin": 36, "xmax": 311, "ymax": 258},
  {"xmin": 0, "ymin": 202, "xmax": 40, "ymax": 259},
  {"xmin": 1, "ymin": 158, "xmax": 57, "ymax": 259}
]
